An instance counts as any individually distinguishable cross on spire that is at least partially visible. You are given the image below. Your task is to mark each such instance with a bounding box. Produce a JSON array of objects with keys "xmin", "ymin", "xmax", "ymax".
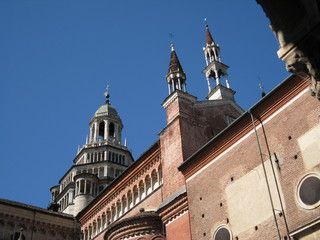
[{"xmin": 104, "ymin": 84, "xmax": 110, "ymax": 99}]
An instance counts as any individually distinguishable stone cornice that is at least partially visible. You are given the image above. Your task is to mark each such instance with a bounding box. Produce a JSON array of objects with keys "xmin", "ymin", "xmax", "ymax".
[
  {"xmin": 157, "ymin": 191, "xmax": 189, "ymax": 225},
  {"xmin": 202, "ymin": 60, "xmax": 229, "ymax": 74},
  {"xmin": 0, "ymin": 213, "xmax": 77, "ymax": 236},
  {"xmin": 0, "ymin": 198, "xmax": 74, "ymax": 219},
  {"xmin": 162, "ymin": 90, "xmax": 197, "ymax": 109}
]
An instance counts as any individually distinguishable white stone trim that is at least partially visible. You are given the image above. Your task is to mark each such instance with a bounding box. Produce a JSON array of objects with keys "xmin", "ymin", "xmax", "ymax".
[{"xmin": 289, "ymin": 218, "xmax": 320, "ymax": 237}]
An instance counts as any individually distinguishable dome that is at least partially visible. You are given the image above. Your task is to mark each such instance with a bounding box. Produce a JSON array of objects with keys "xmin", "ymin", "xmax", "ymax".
[{"xmin": 94, "ymin": 101, "xmax": 118, "ymax": 117}]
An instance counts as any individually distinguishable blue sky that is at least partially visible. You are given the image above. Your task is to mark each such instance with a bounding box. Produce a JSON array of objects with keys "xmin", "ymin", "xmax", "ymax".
[{"xmin": 0, "ymin": 1, "xmax": 289, "ymax": 208}]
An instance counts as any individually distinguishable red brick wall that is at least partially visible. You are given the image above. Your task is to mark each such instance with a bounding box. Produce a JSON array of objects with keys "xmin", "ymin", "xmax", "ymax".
[
  {"xmin": 161, "ymin": 93, "xmax": 242, "ymax": 200},
  {"xmin": 185, "ymin": 87, "xmax": 320, "ymax": 239},
  {"xmin": 166, "ymin": 212, "xmax": 191, "ymax": 240},
  {"xmin": 160, "ymin": 118, "xmax": 186, "ymax": 199}
]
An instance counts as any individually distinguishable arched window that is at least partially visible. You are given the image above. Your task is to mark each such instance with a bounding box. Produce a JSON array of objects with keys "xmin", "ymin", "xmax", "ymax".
[
  {"xmin": 127, "ymin": 191, "xmax": 133, "ymax": 209},
  {"xmin": 84, "ymin": 228, "xmax": 88, "ymax": 240},
  {"xmin": 151, "ymin": 170, "xmax": 159, "ymax": 190},
  {"xmin": 117, "ymin": 200, "xmax": 122, "ymax": 218},
  {"xmin": 86, "ymin": 180, "xmax": 91, "ymax": 195},
  {"xmin": 133, "ymin": 186, "xmax": 139, "ymax": 205},
  {"xmin": 91, "ymin": 124, "xmax": 95, "ymax": 142},
  {"xmin": 92, "ymin": 221, "xmax": 97, "ymax": 237},
  {"xmin": 102, "ymin": 213, "xmax": 106, "ymax": 229},
  {"xmin": 106, "ymin": 210, "xmax": 111, "ymax": 226},
  {"xmin": 210, "ymin": 50, "xmax": 215, "ymax": 61},
  {"xmin": 145, "ymin": 175, "xmax": 152, "ymax": 195},
  {"xmin": 98, "ymin": 122, "xmax": 105, "ymax": 141},
  {"xmin": 80, "ymin": 180, "xmax": 85, "ymax": 194},
  {"xmin": 88, "ymin": 225, "xmax": 92, "ymax": 239},
  {"xmin": 97, "ymin": 217, "xmax": 102, "ymax": 234},
  {"xmin": 111, "ymin": 205, "xmax": 116, "ymax": 221},
  {"xmin": 139, "ymin": 180, "xmax": 145, "ymax": 200},
  {"xmin": 76, "ymin": 181, "xmax": 80, "ymax": 196},
  {"xmin": 109, "ymin": 122, "xmax": 115, "ymax": 139},
  {"xmin": 122, "ymin": 195, "xmax": 127, "ymax": 213}
]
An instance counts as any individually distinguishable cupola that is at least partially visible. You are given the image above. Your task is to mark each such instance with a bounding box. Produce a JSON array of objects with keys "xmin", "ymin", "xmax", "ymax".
[{"xmin": 89, "ymin": 87, "xmax": 123, "ymax": 146}]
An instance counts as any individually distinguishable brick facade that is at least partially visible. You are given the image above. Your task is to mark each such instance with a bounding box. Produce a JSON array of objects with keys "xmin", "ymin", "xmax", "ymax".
[{"xmin": 179, "ymin": 74, "xmax": 320, "ymax": 239}]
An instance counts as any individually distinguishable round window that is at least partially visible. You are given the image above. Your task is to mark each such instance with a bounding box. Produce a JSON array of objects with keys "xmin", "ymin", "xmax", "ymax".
[
  {"xmin": 214, "ymin": 226, "xmax": 232, "ymax": 240},
  {"xmin": 297, "ymin": 173, "xmax": 320, "ymax": 209}
]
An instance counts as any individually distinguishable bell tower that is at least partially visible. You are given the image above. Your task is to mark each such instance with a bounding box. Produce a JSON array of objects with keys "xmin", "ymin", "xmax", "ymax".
[
  {"xmin": 203, "ymin": 24, "xmax": 235, "ymax": 101},
  {"xmin": 48, "ymin": 86, "xmax": 134, "ymax": 216},
  {"xmin": 166, "ymin": 44, "xmax": 187, "ymax": 94},
  {"xmin": 89, "ymin": 86, "xmax": 123, "ymax": 146}
]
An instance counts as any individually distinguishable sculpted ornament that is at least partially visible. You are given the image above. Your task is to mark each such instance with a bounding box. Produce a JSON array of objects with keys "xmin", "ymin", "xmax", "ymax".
[{"xmin": 286, "ymin": 50, "xmax": 320, "ymax": 100}]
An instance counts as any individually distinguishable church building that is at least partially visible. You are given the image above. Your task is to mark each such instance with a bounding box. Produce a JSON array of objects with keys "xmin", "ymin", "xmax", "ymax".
[
  {"xmin": 50, "ymin": 24, "xmax": 319, "ymax": 240},
  {"xmin": 1, "ymin": 4, "xmax": 320, "ymax": 238}
]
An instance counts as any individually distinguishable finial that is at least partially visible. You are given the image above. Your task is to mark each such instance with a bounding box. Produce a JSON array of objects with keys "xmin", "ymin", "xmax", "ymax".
[
  {"xmin": 204, "ymin": 18, "xmax": 208, "ymax": 28},
  {"xmin": 169, "ymin": 33, "xmax": 174, "ymax": 50},
  {"xmin": 104, "ymin": 84, "xmax": 111, "ymax": 104},
  {"xmin": 104, "ymin": 84, "xmax": 110, "ymax": 99},
  {"xmin": 170, "ymin": 43, "xmax": 175, "ymax": 52},
  {"xmin": 259, "ymin": 82, "xmax": 266, "ymax": 97}
]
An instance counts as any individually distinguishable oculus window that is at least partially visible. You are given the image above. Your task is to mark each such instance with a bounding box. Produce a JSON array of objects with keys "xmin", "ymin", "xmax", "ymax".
[
  {"xmin": 213, "ymin": 226, "xmax": 232, "ymax": 240},
  {"xmin": 297, "ymin": 173, "xmax": 320, "ymax": 209}
]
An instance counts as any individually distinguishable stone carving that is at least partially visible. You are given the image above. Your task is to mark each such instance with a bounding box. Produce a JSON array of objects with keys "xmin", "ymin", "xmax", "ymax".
[
  {"xmin": 256, "ymin": 0, "xmax": 320, "ymax": 100},
  {"xmin": 286, "ymin": 49, "xmax": 320, "ymax": 99}
]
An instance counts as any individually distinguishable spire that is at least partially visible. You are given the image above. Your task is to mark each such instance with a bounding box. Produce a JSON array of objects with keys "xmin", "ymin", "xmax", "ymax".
[
  {"xmin": 203, "ymin": 24, "xmax": 222, "ymax": 65},
  {"xmin": 168, "ymin": 44, "xmax": 184, "ymax": 75},
  {"xmin": 203, "ymin": 24, "xmax": 230, "ymax": 91},
  {"xmin": 166, "ymin": 44, "xmax": 187, "ymax": 95},
  {"xmin": 202, "ymin": 23, "xmax": 235, "ymax": 101},
  {"xmin": 205, "ymin": 24, "xmax": 214, "ymax": 46}
]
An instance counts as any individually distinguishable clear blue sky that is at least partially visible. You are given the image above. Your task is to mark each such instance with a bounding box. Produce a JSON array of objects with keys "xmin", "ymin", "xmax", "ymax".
[{"xmin": 0, "ymin": 1, "xmax": 289, "ymax": 208}]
